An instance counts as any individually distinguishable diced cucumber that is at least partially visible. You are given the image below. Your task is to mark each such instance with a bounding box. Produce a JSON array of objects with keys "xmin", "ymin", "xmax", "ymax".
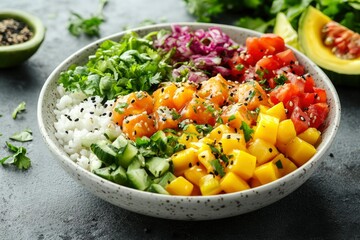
[
  {"xmin": 111, "ymin": 135, "xmax": 128, "ymax": 149},
  {"xmin": 117, "ymin": 142, "xmax": 138, "ymax": 168},
  {"xmin": 127, "ymin": 158, "xmax": 142, "ymax": 171},
  {"xmin": 93, "ymin": 165, "xmax": 115, "ymax": 181},
  {"xmin": 111, "ymin": 165, "xmax": 127, "ymax": 185},
  {"xmin": 157, "ymin": 172, "xmax": 177, "ymax": 188},
  {"xmin": 90, "ymin": 140, "xmax": 117, "ymax": 165},
  {"xmin": 147, "ymin": 183, "xmax": 169, "ymax": 195},
  {"xmin": 145, "ymin": 157, "xmax": 170, "ymax": 178},
  {"xmin": 127, "ymin": 169, "xmax": 151, "ymax": 191}
]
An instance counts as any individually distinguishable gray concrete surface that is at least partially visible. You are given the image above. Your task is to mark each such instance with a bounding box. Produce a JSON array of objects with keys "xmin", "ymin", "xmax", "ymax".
[{"xmin": 0, "ymin": 0, "xmax": 359, "ymax": 239}]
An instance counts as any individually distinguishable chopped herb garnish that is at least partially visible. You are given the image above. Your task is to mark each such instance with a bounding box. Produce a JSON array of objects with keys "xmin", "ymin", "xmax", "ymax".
[
  {"xmin": 235, "ymin": 64, "xmax": 244, "ymax": 71},
  {"xmin": 0, "ymin": 142, "xmax": 31, "ymax": 170},
  {"xmin": 228, "ymin": 115, "xmax": 236, "ymax": 121},
  {"xmin": 275, "ymin": 159, "xmax": 283, "ymax": 169},
  {"xmin": 210, "ymin": 159, "xmax": 225, "ymax": 177},
  {"xmin": 68, "ymin": 0, "xmax": 108, "ymax": 37},
  {"xmin": 274, "ymin": 74, "xmax": 287, "ymax": 85},
  {"xmin": 10, "ymin": 129, "xmax": 33, "ymax": 142},
  {"xmin": 12, "ymin": 101, "xmax": 26, "ymax": 119},
  {"xmin": 240, "ymin": 121, "xmax": 254, "ymax": 142}
]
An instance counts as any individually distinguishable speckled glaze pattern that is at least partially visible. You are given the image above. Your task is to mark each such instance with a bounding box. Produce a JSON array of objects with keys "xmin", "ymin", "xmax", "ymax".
[{"xmin": 37, "ymin": 23, "xmax": 341, "ymax": 220}]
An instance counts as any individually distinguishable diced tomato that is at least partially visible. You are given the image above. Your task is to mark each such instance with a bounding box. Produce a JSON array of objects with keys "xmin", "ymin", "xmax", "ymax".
[
  {"xmin": 290, "ymin": 106, "xmax": 311, "ymax": 134},
  {"xmin": 246, "ymin": 35, "xmax": 285, "ymax": 65},
  {"xmin": 122, "ymin": 112, "xmax": 157, "ymax": 140},
  {"xmin": 306, "ymin": 103, "xmax": 329, "ymax": 129},
  {"xmin": 304, "ymin": 74, "xmax": 315, "ymax": 93},
  {"xmin": 270, "ymin": 83, "xmax": 299, "ymax": 105},
  {"xmin": 259, "ymin": 34, "xmax": 285, "ymax": 54},
  {"xmin": 276, "ymin": 49, "xmax": 297, "ymax": 66},
  {"xmin": 255, "ymin": 56, "xmax": 281, "ymax": 78},
  {"xmin": 314, "ymin": 87, "xmax": 327, "ymax": 103},
  {"xmin": 228, "ymin": 52, "xmax": 247, "ymax": 79},
  {"xmin": 301, "ymin": 93, "xmax": 316, "ymax": 108}
]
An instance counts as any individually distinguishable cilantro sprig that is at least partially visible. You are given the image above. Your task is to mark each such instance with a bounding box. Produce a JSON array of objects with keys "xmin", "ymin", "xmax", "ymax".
[
  {"xmin": 68, "ymin": 0, "xmax": 108, "ymax": 37},
  {"xmin": 0, "ymin": 142, "xmax": 31, "ymax": 170},
  {"xmin": 12, "ymin": 101, "xmax": 26, "ymax": 119}
]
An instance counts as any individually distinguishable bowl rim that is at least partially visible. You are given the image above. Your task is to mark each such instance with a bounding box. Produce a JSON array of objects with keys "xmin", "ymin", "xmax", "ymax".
[
  {"xmin": 38, "ymin": 22, "xmax": 341, "ymax": 201},
  {"xmin": 0, "ymin": 9, "xmax": 45, "ymax": 52}
]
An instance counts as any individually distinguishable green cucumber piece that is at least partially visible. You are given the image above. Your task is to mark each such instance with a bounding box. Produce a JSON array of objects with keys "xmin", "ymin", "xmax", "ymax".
[
  {"xmin": 117, "ymin": 142, "xmax": 138, "ymax": 168},
  {"xmin": 157, "ymin": 172, "xmax": 176, "ymax": 188},
  {"xmin": 127, "ymin": 168, "xmax": 151, "ymax": 190},
  {"xmin": 147, "ymin": 183, "xmax": 169, "ymax": 195},
  {"xmin": 145, "ymin": 157, "xmax": 170, "ymax": 178},
  {"xmin": 93, "ymin": 165, "xmax": 116, "ymax": 181},
  {"xmin": 111, "ymin": 135, "xmax": 128, "ymax": 149},
  {"xmin": 90, "ymin": 140, "xmax": 117, "ymax": 165},
  {"xmin": 111, "ymin": 165, "xmax": 127, "ymax": 185}
]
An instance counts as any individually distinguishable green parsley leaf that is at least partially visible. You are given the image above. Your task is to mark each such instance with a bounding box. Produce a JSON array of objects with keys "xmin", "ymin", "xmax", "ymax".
[
  {"xmin": 10, "ymin": 129, "xmax": 33, "ymax": 142},
  {"xmin": 12, "ymin": 101, "xmax": 26, "ymax": 119},
  {"xmin": 228, "ymin": 115, "xmax": 236, "ymax": 122},
  {"xmin": 275, "ymin": 159, "xmax": 283, "ymax": 169},
  {"xmin": 274, "ymin": 74, "xmax": 287, "ymax": 85},
  {"xmin": 68, "ymin": 0, "xmax": 108, "ymax": 37},
  {"xmin": 210, "ymin": 159, "xmax": 225, "ymax": 177},
  {"xmin": 1, "ymin": 142, "xmax": 31, "ymax": 170},
  {"xmin": 240, "ymin": 121, "xmax": 254, "ymax": 142}
]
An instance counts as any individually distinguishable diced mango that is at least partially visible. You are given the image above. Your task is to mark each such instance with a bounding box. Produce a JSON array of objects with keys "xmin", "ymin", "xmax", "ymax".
[
  {"xmin": 208, "ymin": 124, "xmax": 234, "ymax": 141},
  {"xmin": 171, "ymin": 148, "xmax": 198, "ymax": 176},
  {"xmin": 226, "ymin": 150, "xmax": 256, "ymax": 181},
  {"xmin": 178, "ymin": 133, "xmax": 199, "ymax": 148},
  {"xmin": 184, "ymin": 124, "xmax": 200, "ymax": 135},
  {"xmin": 199, "ymin": 174, "xmax": 222, "ymax": 195},
  {"xmin": 198, "ymin": 149, "xmax": 216, "ymax": 173},
  {"xmin": 253, "ymin": 113, "xmax": 279, "ymax": 145},
  {"xmin": 253, "ymin": 161, "xmax": 280, "ymax": 185},
  {"xmin": 277, "ymin": 119, "xmax": 296, "ymax": 145},
  {"xmin": 266, "ymin": 102, "xmax": 287, "ymax": 121},
  {"xmin": 166, "ymin": 176, "xmax": 194, "ymax": 196},
  {"xmin": 220, "ymin": 172, "xmax": 250, "ymax": 193},
  {"xmin": 259, "ymin": 104, "xmax": 270, "ymax": 114},
  {"xmin": 184, "ymin": 165, "xmax": 208, "ymax": 186},
  {"xmin": 286, "ymin": 137, "xmax": 317, "ymax": 166},
  {"xmin": 298, "ymin": 127, "xmax": 321, "ymax": 146},
  {"xmin": 249, "ymin": 177, "xmax": 262, "ymax": 188},
  {"xmin": 271, "ymin": 153, "xmax": 298, "ymax": 177},
  {"xmin": 220, "ymin": 133, "xmax": 246, "ymax": 154},
  {"xmin": 248, "ymin": 138, "xmax": 279, "ymax": 165}
]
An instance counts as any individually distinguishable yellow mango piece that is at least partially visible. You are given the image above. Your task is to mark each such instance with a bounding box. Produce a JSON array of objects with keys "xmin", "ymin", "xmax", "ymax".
[
  {"xmin": 277, "ymin": 119, "xmax": 296, "ymax": 145},
  {"xmin": 208, "ymin": 124, "xmax": 234, "ymax": 141},
  {"xmin": 271, "ymin": 153, "xmax": 298, "ymax": 177},
  {"xmin": 166, "ymin": 176, "xmax": 194, "ymax": 196},
  {"xmin": 248, "ymin": 138, "xmax": 279, "ymax": 165},
  {"xmin": 171, "ymin": 148, "xmax": 198, "ymax": 176},
  {"xmin": 184, "ymin": 165, "xmax": 207, "ymax": 186},
  {"xmin": 220, "ymin": 172, "xmax": 250, "ymax": 193},
  {"xmin": 250, "ymin": 177, "xmax": 262, "ymax": 188},
  {"xmin": 286, "ymin": 137, "xmax": 317, "ymax": 166},
  {"xmin": 220, "ymin": 133, "xmax": 246, "ymax": 154},
  {"xmin": 226, "ymin": 150, "xmax": 256, "ymax": 181},
  {"xmin": 199, "ymin": 174, "xmax": 222, "ymax": 195},
  {"xmin": 178, "ymin": 133, "xmax": 199, "ymax": 148},
  {"xmin": 184, "ymin": 123, "xmax": 200, "ymax": 135},
  {"xmin": 259, "ymin": 104, "xmax": 270, "ymax": 114},
  {"xmin": 198, "ymin": 149, "xmax": 216, "ymax": 173},
  {"xmin": 298, "ymin": 127, "xmax": 321, "ymax": 146},
  {"xmin": 253, "ymin": 161, "xmax": 280, "ymax": 185},
  {"xmin": 266, "ymin": 102, "xmax": 287, "ymax": 121},
  {"xmin": 254, "ymin": 113, "xmax": 279, "ymax": 145}
]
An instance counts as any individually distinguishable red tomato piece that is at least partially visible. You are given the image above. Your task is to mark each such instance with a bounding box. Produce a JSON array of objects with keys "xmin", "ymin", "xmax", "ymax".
[
  {"xmin": 306, "ymin": 103, "xmax": 329, "ymax": 129},
  {"xmin": 276, "ymin": 49, "xmax": 297, "ymax": 66},
  {"xmin": 291, "ymin": 106, "xmax": 311, "ymax": 134},
  {"xmin": 314, "ymin": 87, "xmax": 327, "ymax": 103}
]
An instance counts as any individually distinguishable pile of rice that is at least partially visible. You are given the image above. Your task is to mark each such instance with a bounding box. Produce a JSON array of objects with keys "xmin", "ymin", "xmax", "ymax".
[{"xmin": 54, "ymin": 86, "xmax": 122, "ymax": 171}]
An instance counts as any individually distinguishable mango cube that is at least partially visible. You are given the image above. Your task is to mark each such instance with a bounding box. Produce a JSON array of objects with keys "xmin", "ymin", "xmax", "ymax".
[
  {"xmin": 166, "ymin": 176, "xmax": 194, "ymax": 196},
  {"xmin": 184, "ymin": 165, "xmax": 208, "ymax": 186},
  {"xmin": 171, "ymin": 148, "xmax": 198, "ymax": 176},
  {"xmin": 266, "ymin": 102, "xmax": 287, "ymax": 121},
  {"xmin": 286, "ymin": 137, "xmax": 317, "ymax": 166},
  {"xmin": 298, "ymin": 127, "xmax": 321, "ymax": 146},
  {"xmin": 198, "ymin": 149, "xmax": 216, "ymax": 173},
  {"xmin": 253, "ymin": 161, "xmax": 280, "ymax": 185},
  {"xmin": 248, "ymin": 138, "xmax": 279, "ymax": 165},
  {"xmin": 226, "ymin": 150, "xmax": 256, "ymax": 181},
  {"xmin": 271, "ymin": 153, "xmax": 298, "ymax": 177},
  {"xmin": 199, "ymin": 174, "xmax": 222, "ymax": 195},
  {"xmin": 254, "ymin": 113, "xmax": 279, "ymax": 145},
  {"xmin": 178, "ymin": 133, "xmax": 199, "ymax": 148},
  {"xmin": 208, "ymin": 124, "xmax": 234, "ymax": 141},
  {"xmin": 277, "ymin": 119, "xmax": 296, "ymax": 145},
  {"xmin": 220, "ymin": 133, "xmax": 246, "ymax": 154},
  {"xmin": 220, "ymin": 172, "xmax": 250, "ymax": 193}
]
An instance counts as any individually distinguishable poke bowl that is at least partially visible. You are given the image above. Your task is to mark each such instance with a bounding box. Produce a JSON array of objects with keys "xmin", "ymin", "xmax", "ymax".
[{"xmin": 37, "ymin": 23, "xmax": 341, "ymax": 220}]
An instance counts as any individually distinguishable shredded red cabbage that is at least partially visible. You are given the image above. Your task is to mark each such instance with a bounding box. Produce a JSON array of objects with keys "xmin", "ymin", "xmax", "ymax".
[{"xmin": 155, "ymin": 25, "xmax": 239, "ymax": 82}]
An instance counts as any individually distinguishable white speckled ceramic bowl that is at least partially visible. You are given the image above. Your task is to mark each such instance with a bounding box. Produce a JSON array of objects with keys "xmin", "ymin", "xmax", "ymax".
[{"xmin": 37, "ymin": 23, "xmax": 341, "ymax": 220}]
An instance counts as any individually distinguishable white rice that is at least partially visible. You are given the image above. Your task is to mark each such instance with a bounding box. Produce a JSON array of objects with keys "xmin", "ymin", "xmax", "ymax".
[{"xmin": 54, "ymin": 86, "xmax": 122, "ymax": 171}]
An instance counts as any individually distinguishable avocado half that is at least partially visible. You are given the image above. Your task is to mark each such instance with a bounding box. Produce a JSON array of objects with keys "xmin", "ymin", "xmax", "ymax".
[{"xmin": 298, "ymin": 6, "xmax": 360, "ymax": 86}]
